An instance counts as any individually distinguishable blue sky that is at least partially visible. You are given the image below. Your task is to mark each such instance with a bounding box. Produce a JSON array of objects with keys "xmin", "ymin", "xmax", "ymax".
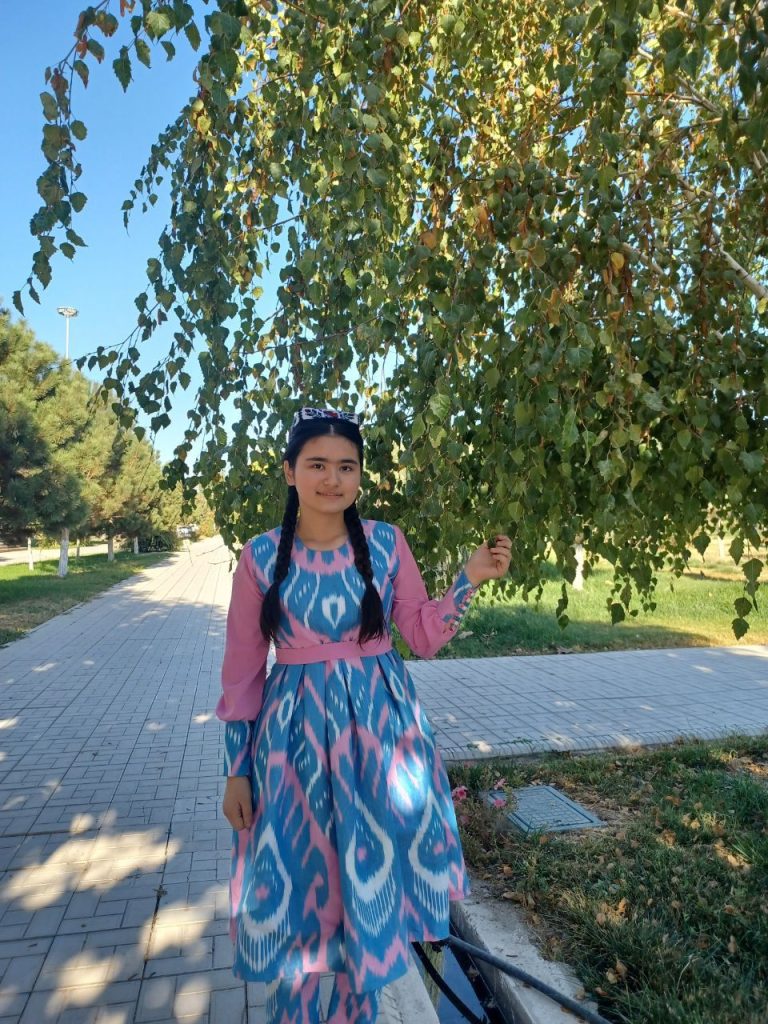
[{"xmin": 1, "ymin": 3, "xmax": 280, "ymax": 464}]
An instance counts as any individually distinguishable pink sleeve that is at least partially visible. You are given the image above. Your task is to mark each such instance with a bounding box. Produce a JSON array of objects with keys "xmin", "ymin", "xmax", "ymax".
[
  {"xmin": 215, "ymin": 542, "xmax": 269, "ymax": 776},
  {"xmin": 391, "ymin": 525, "xmax": 477, "ymax": 660}
]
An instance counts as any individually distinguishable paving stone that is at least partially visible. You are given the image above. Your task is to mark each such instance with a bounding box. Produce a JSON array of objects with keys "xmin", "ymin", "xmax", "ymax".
[{"xmin": 1, "ymin": 539, "xmax": 766, "ymax": 1022}]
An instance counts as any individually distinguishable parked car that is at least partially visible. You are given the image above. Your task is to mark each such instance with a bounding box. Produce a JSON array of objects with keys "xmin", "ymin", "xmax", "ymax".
[{"xmin": 176, "ymin": 524, "xmax": 199, "ymax": 539}]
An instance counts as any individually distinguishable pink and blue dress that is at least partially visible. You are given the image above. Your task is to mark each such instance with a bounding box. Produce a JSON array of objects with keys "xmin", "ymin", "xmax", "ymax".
[{"xmin": 216, "ymin": 519, "xmax": 476, "ymax": 994}]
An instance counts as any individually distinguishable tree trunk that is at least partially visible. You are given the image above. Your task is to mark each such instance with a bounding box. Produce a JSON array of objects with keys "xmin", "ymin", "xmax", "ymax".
[
  {"xmin": 76, "ymin": 537, "xmax": 81, "ymax": 559},
  {"xmin": 573, "ymin": 543, "xmax": 585, "ymax": 591},
  {"xmin": 27, "ymin": 537, "xmax": 34, "ymax": 571},
  {"xmin": 573, "ymin": 544, "xmax": 585, "ymax": 593},
  {"xmin": 718, "ymin": 537, "xmax": 726, "ymax": 561},
  {"xmin": 58, "ymin": 527, "xmax": 70, "ymax": 578},
  {"xmin": 108, "ymin": 535, "xmax": 115, "ymax": 562},
  {"xmin": 133, "ymin": 536, "xmax": 139, "ymax": 555}
]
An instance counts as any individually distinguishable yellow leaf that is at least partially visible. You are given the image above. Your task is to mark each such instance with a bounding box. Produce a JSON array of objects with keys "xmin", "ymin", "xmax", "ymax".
[{"xmin": 610, "ymin": 251, "xmax": 625, "ymax": 272}]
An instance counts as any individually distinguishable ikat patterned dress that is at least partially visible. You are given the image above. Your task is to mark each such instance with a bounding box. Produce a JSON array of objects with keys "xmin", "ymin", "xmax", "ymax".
[{"xmin": 215, "ymin": 519, "xmax": 476, "ymax": 994}]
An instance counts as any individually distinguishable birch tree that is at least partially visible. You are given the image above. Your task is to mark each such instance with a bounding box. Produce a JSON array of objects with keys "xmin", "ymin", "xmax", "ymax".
[{"xmin": 16, "ymin": 0, "xmax": 768, "ymax": 633}]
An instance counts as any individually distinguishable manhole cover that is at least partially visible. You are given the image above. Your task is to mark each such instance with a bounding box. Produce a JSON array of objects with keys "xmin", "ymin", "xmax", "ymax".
[{"xmin": 482, "ymin": 784, "xmax": 605, "ymax": 834}]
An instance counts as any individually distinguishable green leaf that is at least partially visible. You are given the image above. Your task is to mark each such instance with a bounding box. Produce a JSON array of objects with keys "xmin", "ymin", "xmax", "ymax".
[
  {"xmin": 692, "ymin": 534, "xmax": 709, "ymax": 557},
  {"xmin": 87, "ymin": 39, "xmax": 105, "ymax": 62},
  {"xmin": 74, "ymin": 60, "xmax": 89, "ymax": 87},
  {"xmin": 429, "ymin": 393, "xmax": 451, "ymax": 420},
  {"xmin": 161, "ymin": 41, "xmax": 176, "ymax": 61},
  {"xmin": 739, "ymin": 450, "xmax": 764, "ymax": 474},
  {"xmin": 145, "ymin": 10, "xmax": 172, "ymax": 39},
  {"xmin": 610, "ymin": 602, "xmax": 626, "ymax": 624},
  {"xmin": 718, "ymin": 38, "xmax": 738, "ymax": 70},
  {"xmin": 734, "ymin": 597, "xmax": 753, "ymax": 618},
  {"xmin": 209, "ymin": 11, "xmax": 242, "ymax": 44},
  {"xmin": 530, "ymin": 242, "xmax": 546, "ymax": 267},
  {"xmin": 732, "ymin": 617, "xmax": 749, "ymax": 640},
  {"xmin": 185, "ymin": 22, "xmax": 201, "ymax": 50},
  {"xmin": 70, "ymin": 120, "xmax": 87, "ymax": 141},
  {"xmin": 135, "ymin": 38, "xmax": 152, "ymax": 68},
  {"xmin": 730, "ymin": 536, "xmax": 744, "ymax": 564},
  {"xmin": 40, "ymin": 91, "xmax": 59, "ymax": 121},
  {"xmin": 742, "ymin": 558, "xmax": 764, "ymax": 584},
  {"xmin": 366, "ymin": 168, "xmax": 388, "ymax": 188},
  {"xmin": 561, "ymin": 407, "xmax": 579, "ymax": 448},
  {"xmin": 12, "ymin": 290, "xmax": 24, "ymax": 314},
  {"xmin": 113, "ymin": 49, "xmax": 132, "ymax": 91}
]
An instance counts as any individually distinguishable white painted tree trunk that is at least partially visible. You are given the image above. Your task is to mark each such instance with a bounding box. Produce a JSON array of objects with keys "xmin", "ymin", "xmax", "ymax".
[
  {"xmin": 107, "ymin": 535, "xmax": 115, "ymax": 562},
  {"xmin": 76, "ymin": 538, "xmax": 81, "ymax": 559},
  {"xmin": 27, "ymin": 537, "xmax": 34, "ymax": 571},
  {"xmin": 133, "ymin": 537, "xmax": 139, "ymax": 555},
  {"xmin": 718, "ymin": 537, "xmax": 726, "ymax": 560},
  {"xmin": 58, "ymin": 527, "xmax": 70, "ymax": 578},
  {"xmin": 573, "ymin": 543, "xmax": 585, "ymax": 591}
]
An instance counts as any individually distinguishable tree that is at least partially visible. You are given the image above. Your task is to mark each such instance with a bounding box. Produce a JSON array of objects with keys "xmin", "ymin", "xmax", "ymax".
[
  {"xmin": 86, "ymin": 429, "xmax": 166, "ymax": 558},
  {"xmin": 194, "ymin": 486, "xmax": 218, "ymax": 538},
  {"xmin": 0, "ymin": 312, "xmax": 89, "ymax": 566},
  {"xmin": 16, "ymin": 0, "xmax": 768, "ymax": 634}
]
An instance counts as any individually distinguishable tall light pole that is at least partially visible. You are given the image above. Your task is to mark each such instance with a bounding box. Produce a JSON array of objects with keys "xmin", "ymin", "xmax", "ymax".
[{"xmin": 56, "ymin": 306, "xmax": 78, "ymax": 360}]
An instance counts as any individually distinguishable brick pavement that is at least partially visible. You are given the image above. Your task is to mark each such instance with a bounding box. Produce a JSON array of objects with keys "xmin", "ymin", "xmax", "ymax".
[{"xmin": 0, "ymin": 537, "xmax": 766, "ymax": 1023}]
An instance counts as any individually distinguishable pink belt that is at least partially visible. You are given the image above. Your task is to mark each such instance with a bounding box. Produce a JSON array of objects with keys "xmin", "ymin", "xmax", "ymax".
[{"xmin": 274, "ymin": 636, "xmax": 393, "ymax": 664}]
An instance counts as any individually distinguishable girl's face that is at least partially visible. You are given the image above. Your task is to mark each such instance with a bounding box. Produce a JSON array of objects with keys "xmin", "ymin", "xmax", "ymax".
[{"xmin": 284, "ymin": 434, "xmax": 361, "ymax": 516}]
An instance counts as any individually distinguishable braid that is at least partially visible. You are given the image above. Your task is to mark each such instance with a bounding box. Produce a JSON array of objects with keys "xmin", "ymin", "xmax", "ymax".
[
  {"xmin": 344, "ymin": 502, "xmax": 386, "ymax": 643},
  {"xmin": 260, "ymin": 486, "xmax": 299, "ymax": 643}
]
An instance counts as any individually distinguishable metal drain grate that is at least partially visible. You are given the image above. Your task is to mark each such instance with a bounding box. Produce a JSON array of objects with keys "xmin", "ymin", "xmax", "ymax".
[{"xmin": 482, "ymin": 784, "xmax": 605, "ymax": 834}]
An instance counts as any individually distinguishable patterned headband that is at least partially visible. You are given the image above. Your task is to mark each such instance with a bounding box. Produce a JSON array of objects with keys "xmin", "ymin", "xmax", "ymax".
[{"xmin": 289, "ymin": 407, "xmax": 362, "ymax": 435}]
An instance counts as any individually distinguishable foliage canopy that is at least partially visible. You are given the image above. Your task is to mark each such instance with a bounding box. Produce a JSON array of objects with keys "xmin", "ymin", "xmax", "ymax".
[{"xmin": 16, "ymin": 0, "xmax": 768, "ymax": 634}]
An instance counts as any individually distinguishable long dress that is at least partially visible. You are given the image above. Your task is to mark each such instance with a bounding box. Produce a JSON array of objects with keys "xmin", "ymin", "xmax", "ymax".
[{"xmin": 215, "ymin": 518, "xmax": 476, "ymax": 994}]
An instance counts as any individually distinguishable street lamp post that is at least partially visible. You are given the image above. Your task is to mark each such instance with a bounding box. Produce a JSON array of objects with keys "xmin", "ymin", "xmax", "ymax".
[{"xmin": 56, "ymin": 306, "xmax": 79, "ymax": 360}]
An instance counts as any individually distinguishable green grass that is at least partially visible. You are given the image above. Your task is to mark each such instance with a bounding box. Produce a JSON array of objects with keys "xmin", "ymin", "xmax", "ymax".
[
  {"xmin": 0, "ymin": 551, "xmax": 169, "ymax": 646},
  {"xmin": 431, "ymin": 565, "xmax": 767, "ymax": 658},
  {"xmin": 448, "ymin": 737, "xmax": 768, "ymax": 1024}
]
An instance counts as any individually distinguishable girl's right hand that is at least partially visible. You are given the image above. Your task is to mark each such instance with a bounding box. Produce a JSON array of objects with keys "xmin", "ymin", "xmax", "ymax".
[{"xmin": 223, "ymin": 776, "xmax": 253, "ymax": 830}]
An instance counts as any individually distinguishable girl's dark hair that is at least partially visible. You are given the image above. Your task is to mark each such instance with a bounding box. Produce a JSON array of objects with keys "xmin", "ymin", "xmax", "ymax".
[{"xmin": 259, "ymin": 419, "xmax": 386, "ymax": 645}]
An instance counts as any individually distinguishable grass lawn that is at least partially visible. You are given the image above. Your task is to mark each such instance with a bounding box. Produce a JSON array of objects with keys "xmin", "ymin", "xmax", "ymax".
[
  {"xmin": 0, "ymin": 551, "xmax": 170, "ymax": 646},
  {"xmin": 431, "ymin": 559, "xmax": 767, "ymax": 658},
  {"xmin": 447, "ymin": 738, "xmax": 768, "ymax": 1024}
]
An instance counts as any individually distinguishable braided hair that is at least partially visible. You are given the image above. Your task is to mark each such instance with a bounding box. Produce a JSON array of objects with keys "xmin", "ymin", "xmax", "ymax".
[
  {"xmin": 344, "ymin": 500, "xmax": 386, "ymax": 643},
  {"xmin": 259, "ymin": 485, "xmax": 299, "ymax": 643},
  {"xmin": 259, "ymin": 419, "xmax": 386, "ymax": 644}
]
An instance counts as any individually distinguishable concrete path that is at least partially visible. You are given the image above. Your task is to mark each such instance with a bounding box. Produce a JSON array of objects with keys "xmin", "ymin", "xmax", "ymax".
[
  {"xmin": 0, "ymin": 538, "xmax": 766, "ymax": 1024},
  {"xmin": 414, "ymin": 644, "xmax": 768, "ymax": 761}
]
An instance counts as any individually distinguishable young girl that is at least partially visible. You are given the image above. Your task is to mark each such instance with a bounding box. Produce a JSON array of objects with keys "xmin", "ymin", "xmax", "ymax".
[{"xmin": 216, "ymin": 407, "xmax": 511, "ymax": 1024}]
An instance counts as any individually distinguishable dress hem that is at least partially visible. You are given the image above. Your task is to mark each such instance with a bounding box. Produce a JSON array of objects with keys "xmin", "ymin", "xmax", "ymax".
[{"xmin": 231, "ymin": 892, "xmax": 470, "ymax": 990}]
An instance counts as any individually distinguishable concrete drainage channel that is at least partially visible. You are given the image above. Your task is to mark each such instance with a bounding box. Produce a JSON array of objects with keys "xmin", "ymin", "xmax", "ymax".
[
  {"xmin": 377, "ymin": 785, "xmax": 615, "ymax": 1024},
  {"xmin": 374, "ymin": 876, "xmax": 605, "ymax": 1024}
]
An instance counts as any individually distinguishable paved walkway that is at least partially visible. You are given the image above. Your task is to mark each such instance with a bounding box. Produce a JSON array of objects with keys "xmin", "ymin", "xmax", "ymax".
[{"xmin": 0, "ymin": 539, "xmax": 766, "ymax": 1023}]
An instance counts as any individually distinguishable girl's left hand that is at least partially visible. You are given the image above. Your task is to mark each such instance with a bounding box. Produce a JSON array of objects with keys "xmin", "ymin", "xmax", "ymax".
[{"xmin": 464, "ymin": 534, "xmax": 512, "ymax": 586}]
